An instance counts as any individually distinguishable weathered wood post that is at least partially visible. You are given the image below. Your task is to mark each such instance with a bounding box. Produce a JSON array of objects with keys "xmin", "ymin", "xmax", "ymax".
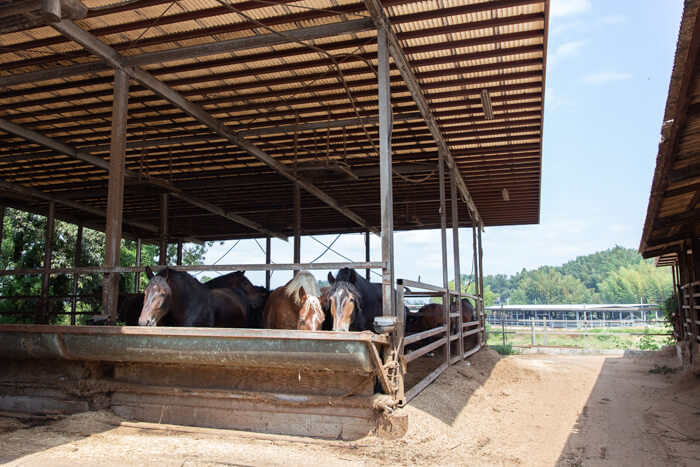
[
  {"xmin": 102, "ymin": 68, "xmax": 129, "ymax": 322},
  {"xmin": 159, "ymin": 193, "xmax": 168, "ymax": 266},
  {"xmin": 365, "ymin": 230, "xmax": 371, "ymax": 281},
  {"xmin": 584, "ymin": 307, "xmax": 589, "ymax": 349},
  {"xmin": 293, "ymin": 181, "xmax": 301, "ymax": 276},
  {"xmin": 265, "ymin": 235, "xmax": 271, "ymax": 290},
  {"xmin": 438, "ymin": 147, "xmax": 450, "ymax": 366},
  {"xmin": 377, "ymin": 25, "xmax": 395, "ymax": 318},
  {"xmin": 176, "ymin": 240, "xmax": 183, "ymax": 265},
  {"xmin": 134, "ymin": 238, "xmax": 141, "ymax": 293},
  {"xmin": 530, "ymin": 317, "xmax": 535, "ymax": 346},
  {"xmin": 70, "ymin": 222, "xmax": 83, "ymax": 325},
  {"xmin": 38, "ymin": 199, "xmax": 55, "ymax": 324},
  {"xmin": 451, "ymin": 173, "xmax": 463, "ymax": 359},
  {"xmin": 477, "ymin": 224, "xmax": 485, "ymax": 346},
  {"xmin": 543, "ymin": 317, "xmax": 548, "ymax": 346}
]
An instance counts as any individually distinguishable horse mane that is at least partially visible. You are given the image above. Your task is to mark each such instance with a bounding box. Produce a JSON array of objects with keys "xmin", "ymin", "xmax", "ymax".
[{"xmin": 284, "ymin": 270, "xmax": 321, "ymax": 307}]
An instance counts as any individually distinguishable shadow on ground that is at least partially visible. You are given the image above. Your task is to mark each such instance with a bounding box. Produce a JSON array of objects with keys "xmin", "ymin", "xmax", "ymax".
[{"xmin": 557, "ymin": 347, "xmax": 700, "ymax": 466}]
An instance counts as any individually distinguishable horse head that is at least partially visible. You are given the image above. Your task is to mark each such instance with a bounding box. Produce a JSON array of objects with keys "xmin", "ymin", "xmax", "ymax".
[
  {"xmin": 297, "ymin": 286, "xmax": 325, "ymax": 331},
  {"xmin": 327, "ymin": 277, "xmax": 362, "ymax": 332},
  {"xmin": 231, "ymin": 271, "xmax": 267, "ymax": 310},
  {"xmin": 139, "ymin": 271, "xmax": 172, "ymax": 326}
]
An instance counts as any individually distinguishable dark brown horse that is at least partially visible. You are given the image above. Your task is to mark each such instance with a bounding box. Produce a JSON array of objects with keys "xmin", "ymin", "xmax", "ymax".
[
  {"xmin": 138, "ymin": 268, "xmax": 247, "ymax": 327},
  {"xmin": 263, "ymin": 271, "xmax": 325, "ymax": 330},
  {"xmin": 204, "ymin": 271, "xmax": 269, "ymax": 328},
  {"xmin": 326, "ymin": 268, "xmax": 382, "ymax": 331},
  {"xmin": 409, "ymin": 298, "xmax": 478, "ymax": 349}
]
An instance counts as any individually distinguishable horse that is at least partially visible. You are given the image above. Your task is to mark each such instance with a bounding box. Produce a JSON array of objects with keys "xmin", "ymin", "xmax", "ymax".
[
  {"xmin": 326, "ymin": 268, "xmax": 382, "ymax": 331},
  {"xmin": 138, "ymin": 268, "xmax": 248, "ymax": 327},
  {"xmin": 117, "ymin": 293, "xmax": 144, "ymax": 325},
  {"xmin": 408, "ymin": 298, "xmax": 478, "ymax": 350},
  {"xmin": 203, "ymin": 271, "xmax": 268, "ymax": 311},
  {"xmin": 263, "ymin": 271, "xmax": 325, "ymax": 330}
]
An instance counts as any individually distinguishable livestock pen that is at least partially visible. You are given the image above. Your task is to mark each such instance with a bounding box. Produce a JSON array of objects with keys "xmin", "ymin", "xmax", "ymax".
[{"xmin": 0, "ymin": 0, "xmax": 549, "ymax": 438}]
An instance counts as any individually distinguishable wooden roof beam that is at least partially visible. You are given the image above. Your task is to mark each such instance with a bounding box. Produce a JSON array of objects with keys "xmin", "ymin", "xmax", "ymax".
[
  {"xmin": 0, "ymin": 18, "xmax": 374, "ymax": 88},
  {"xmin": 362, "ymin": 0, "xmax": 484, "ymax": 226},
  {"xmin": 0, "ymin": 117, "xmax": 288, "ymax": 240},
  {"xmin": 50, "ymin": 19, "xmax": 378, "ymax": 235}
]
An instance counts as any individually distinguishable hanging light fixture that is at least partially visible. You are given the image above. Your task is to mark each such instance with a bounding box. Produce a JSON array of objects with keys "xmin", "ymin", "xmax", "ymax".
[
  {"xmin": 502, "ymin": 188, "xmax": 510, "ymax": 201},
  {"xmin": 481, "ymin": 89, "xmax": 494, "ymax": 120}
]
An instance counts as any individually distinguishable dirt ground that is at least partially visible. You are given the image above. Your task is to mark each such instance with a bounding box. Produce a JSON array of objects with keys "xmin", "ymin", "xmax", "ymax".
[{"xmin": 0, "ymin": 347, "xmax": 698, "ymax": 466}]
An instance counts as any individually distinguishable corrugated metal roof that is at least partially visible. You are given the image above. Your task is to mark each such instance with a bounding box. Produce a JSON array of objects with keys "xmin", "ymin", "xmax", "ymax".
[{"xmin": 0, "ymin": 0, "xmax": 548, "ymax": 241}]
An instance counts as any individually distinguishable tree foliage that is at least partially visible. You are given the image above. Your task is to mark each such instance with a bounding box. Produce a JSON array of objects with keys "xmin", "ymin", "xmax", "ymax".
[
  {"xmin": 509, "ymin": 267, "xmax": 600, "ymax": 305},
  {"xmin": 0, "ymin": 208, "xmax": 209, "ymax": 323}
]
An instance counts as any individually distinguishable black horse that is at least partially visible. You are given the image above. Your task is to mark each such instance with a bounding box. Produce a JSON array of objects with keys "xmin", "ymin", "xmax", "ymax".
[
  {"xmin": 203, "ymin": 271, "xmax": 269, "ymax": 328},
  {"xmin": 138, "ymin": 268, "xmax": 248, "ymax": 327},
  {"xmin": 326, "ymin": 268, "xmax": 383, "ymax": 331}
]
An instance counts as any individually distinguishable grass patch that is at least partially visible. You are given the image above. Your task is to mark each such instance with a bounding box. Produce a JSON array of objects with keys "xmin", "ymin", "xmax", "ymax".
[{"xmin": 490, "ymin": 344, "xmax": 519, "ymax": 355}]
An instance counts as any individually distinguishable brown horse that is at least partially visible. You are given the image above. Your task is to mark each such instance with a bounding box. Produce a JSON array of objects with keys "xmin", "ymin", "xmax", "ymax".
[
  {"xmin": 263, "ymin": 271, "xmax": 325, "ymax": 330},
  {"xmin": 138, "ymin": 268, "xmax": 248, "ymax": 327}
]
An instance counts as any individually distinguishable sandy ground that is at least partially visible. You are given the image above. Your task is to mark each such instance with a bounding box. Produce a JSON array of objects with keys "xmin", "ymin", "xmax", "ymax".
[{"xmin": 0, "ymin": 347, "xmax": 697, "ymax": 466}]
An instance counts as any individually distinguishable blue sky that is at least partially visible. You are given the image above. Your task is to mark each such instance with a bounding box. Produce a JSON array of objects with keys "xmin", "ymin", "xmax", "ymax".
[{"xmin": 204, "ymin": 0, "xmax": 684, "ymax": 289}]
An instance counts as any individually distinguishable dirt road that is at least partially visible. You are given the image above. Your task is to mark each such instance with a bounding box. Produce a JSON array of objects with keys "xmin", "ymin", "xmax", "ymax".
[{"xmin": 0, "ymin": 348, "xmax": 697, "ymax": 466}]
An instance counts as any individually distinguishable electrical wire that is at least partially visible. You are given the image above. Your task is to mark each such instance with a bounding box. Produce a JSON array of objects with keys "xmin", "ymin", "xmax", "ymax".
[
  {"xmin": 193, "ymin": 239, "xmax": 240, "ymax": 276},
  {"xmin": 310, "ymin": 235, "xmax": 381, "ymax": 278}
]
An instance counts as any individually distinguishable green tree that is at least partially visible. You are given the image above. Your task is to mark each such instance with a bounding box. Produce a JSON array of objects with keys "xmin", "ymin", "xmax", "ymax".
[
  {"xmin": 598, "ymin": 262, "xmax": 672, "ymax": 304},
  {"xmin": 509, "ymin": 267, "xmax": 599, "ymax": 305},
  {"xmin": 558, "ymin": 246, "xmax": 644, "ymax": 291},
  {"xmin": 0, "ymin": 208, "xmax": 209, "ymax": 323}
]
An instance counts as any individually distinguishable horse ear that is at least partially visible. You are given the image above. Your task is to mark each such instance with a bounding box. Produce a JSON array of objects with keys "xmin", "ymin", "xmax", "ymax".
[
  {"xmin": 349, "ymin": 269, "xmax": 357, "ymax": 284},
  {"xmin": 298, "ymin": 286, "xmax": 307, "ymax": 302},
  {"xmin": 145, "ymin": 266, "xmax": 154, "ymax": 279},
  {"xmin": 328, "ymin": 272, "xmax": 335, "ymax": 284}
]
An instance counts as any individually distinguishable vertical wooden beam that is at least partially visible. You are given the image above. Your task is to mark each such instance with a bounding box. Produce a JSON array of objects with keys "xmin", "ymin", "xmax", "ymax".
[
  {"xmin": 472, "ymin": 219, "xmax": 481, "ymax": 346},
  {"xmin": 176, "ymin": 239, "xmax": 183, "ymax": 265},
  {"xmin": 265, "ymin": 235, "xmax": 271, "ymax": 290},
  {"xmin": 70, "ymin": 222, "xmax": 83, "ymax": 325},
  {"xmin": 378, "ymin": 26, "xmax": 395, "ymax": 317},
  {"xmin": 451, "ymin": 173, "xmax": 463, "ymax": 359},
  {"xmin": 38, "ymin": 200, "xmax": 55, "ymax": 324},
  {"xmin": 159, "ymin": 193, "xmax": 168, "ymax": 266},
  {"xmin": 478, "ymin": 226, "xmax": 485, "ymax": 345},
  {"xmin": 134, "ymin": 238, "xmax": 141, "ymax": 293},
  {"xmin": 293, "ymin": 182, "xmax": 301, "ymax": 275},
  {"xmin": 365, "ymin": 230, "xmax": 371, "ymax": 281},
  {"xmin": 102, "ymin": 68, "xmax": 129, "ymax": 322},
  {"xmin": 438, "ymin": 148, "xmax": 450, "ymax": 366}
]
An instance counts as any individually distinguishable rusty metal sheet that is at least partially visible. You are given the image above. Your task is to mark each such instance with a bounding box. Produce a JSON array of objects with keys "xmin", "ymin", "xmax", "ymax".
[{"xmin": 0, "ymin": 325, "xmax": 385, "ymax": 373}]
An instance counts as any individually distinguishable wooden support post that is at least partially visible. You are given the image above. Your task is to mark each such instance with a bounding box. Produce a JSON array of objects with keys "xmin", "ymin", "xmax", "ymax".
[
  {"xmin": 477, "ymin": 226, "xmax": 485, "ymax": 345},
  {"xmin": 530, "ymin": 317, "xmax": 535, "ymax": 346},
  {"xmin": 38, "ymin": 200, "xmax": 55, "ymax": 324},
  {"xmin": 265, "ymin": 235, "xmax": 271, "ymax": 290},
  {"xmin": 70, "ymin": 222, "xmax": 83, "ymax": 325},
  {"xmin": 543, "ymin": 317, "xmax": 547, "ymax": 346},
  {"xmin": 450, "ymin": 173, "xmax": 463, "ymax": 359},
  {"xmin": 584, "ymin": 308, "xmax": 589, "ymax": 349},
  {"xmin": 177, "ymin": 240, "xmax": 183, "ymax": 266},
  {"xmin": 377, "ymin": 26, "xmax": 395, "ymax": 318},
  {"xmin": 159, "ymin": 193, "xmax": 168, "ymax": 266},
  {"xmin": 365, "ymin": 230, "xmax": 371, "ymax": 281},
  {"xmin": 293, "ymin": 182, "xmax": 301, "ymax": 275},
  {"xmin": 134, "ymin": 238, "xmax": 141, "ymax": 293},
  {"xmin": 502, "ymin": 313, "xmax": 506, "ymax": 346},
  {"xmin": 102, "ymin": 68, "xmax": 129, "ymax": 323},
  {"xmin": 438, "ymin": 147, "xmax": 450, "ymax": 367}
]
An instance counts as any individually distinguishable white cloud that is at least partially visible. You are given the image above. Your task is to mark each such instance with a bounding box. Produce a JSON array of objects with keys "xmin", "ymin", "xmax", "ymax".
[
  {"xmin": 601, "ymin": 15, "xmax": 626, "ymax": 25},
  {"xmin": 549, "ymin": 39, "xmax": 586, "ymax": 65},
  {"xmin": 580, "ymin": 71, "xmax": 633, "ymax": 84},
  {"xmin": 550, "ymin": 0, "xmax": 592, "ymax": 18}
]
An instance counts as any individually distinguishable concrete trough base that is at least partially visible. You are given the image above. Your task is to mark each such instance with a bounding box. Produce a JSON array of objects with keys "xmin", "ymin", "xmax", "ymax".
[{"xmin": 0, "ymin": 324, "xmax": 400, "ymax": 440}]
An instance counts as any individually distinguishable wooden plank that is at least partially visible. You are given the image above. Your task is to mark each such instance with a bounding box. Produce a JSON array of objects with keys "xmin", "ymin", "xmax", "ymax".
[
  {"xmin": 403, "ymin": 362, "xmax": 448, "ymax": 404},
  {"xmin": 404, "ymin": 326, "xmax": 445, "ymax": 345},
  {"xmin": 404, "ymin": 336, "xmax": 447, "ymax": 363}
]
